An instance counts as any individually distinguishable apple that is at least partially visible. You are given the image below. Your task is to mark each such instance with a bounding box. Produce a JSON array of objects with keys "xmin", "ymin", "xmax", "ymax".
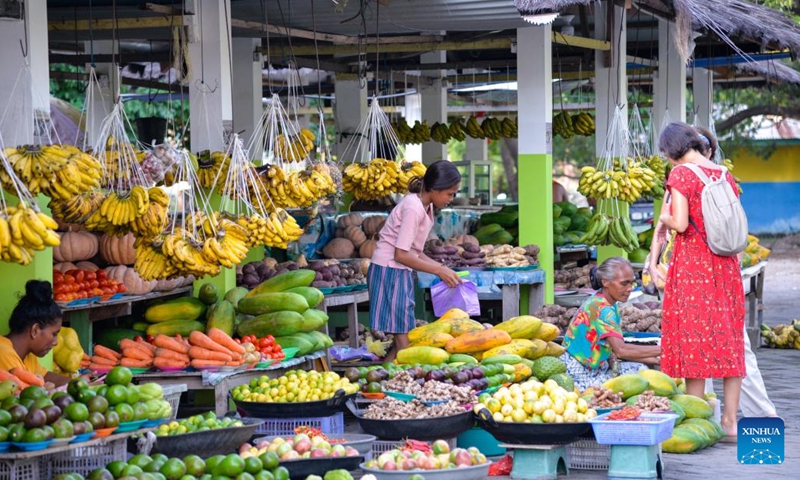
[
  {"xmin": 330, "ymin": 445, "xmax": 346, "ymax": 458},
  {"xmin": 281, "ymin": 450, "xmax": 300, "ymax": 461},
  {"xmin": 383, "ymin": 460, "xmax": 397, "ymax": 471},
  {"xmin": 293, "ymin": 433, "xmax": 310, "ymax": 445},
  {"xmin": 239, "ymin": 443, "xmax": 252, "ymax": 454},
  {"xmin": 345, "ymin": 446, "xmax": 359, "ymax": 457},
  {"xmin": 431, "ymin": 439, "xmax": 451, "ymax": 455},
  {"xmin": 294, "ymin": 438, "xmax": 312, "ymax": 455},
  {"xmin": 310, "ymin": 449, "xmax": 328, "ymax": 458},
  {"xmin": 453, "ymin": 450, "xmax": 473, "ymax": 467},
  {"xmin": 402, "ymin": 459, "xmax": 417, "ymax": 471},
  {"xmin": 377, "ymin": 453, "xmax": 394, "ymax": 469}
]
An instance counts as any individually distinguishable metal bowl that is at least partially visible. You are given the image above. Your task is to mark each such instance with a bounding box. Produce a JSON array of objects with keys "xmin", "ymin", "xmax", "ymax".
[
  {"xmin": 347, "ymin": 400, "xmax": 475, "ymax": 441},
  {"xmin": 359, "ymin": 461, "xmax": 491, "ymax": 480},
  {"xmin": 233, "ymin": 390, "xmax": 354, "ymax": 418}
]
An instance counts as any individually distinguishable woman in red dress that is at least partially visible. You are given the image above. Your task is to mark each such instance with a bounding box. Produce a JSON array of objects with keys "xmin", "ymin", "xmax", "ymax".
[{"xmin": 657, "ymin": 122, "xmax": 745, "ymax": 440}]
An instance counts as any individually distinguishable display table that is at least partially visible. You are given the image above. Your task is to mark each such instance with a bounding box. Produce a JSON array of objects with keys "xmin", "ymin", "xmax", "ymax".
[
  {"xmin": 132, "ymin": 351, "xmax": 325, "ymax": 416},
  {"xmin": 318, "ymin": 290, "xmax": 369, "ymax": 348},
  {"xmin": 62, "ymin": 287, "xmax": 194, "ymax": 351},
  {"xmin": 417, "ymin": 269, "xmax": 546, "ymax": 320},
  {"xmin": 742, "ymin": 261, "xmax": 768, "ymax": 348}
]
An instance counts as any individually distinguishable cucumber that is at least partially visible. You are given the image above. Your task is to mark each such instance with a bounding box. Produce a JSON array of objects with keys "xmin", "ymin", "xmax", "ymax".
[
  {"xmin": 448, "ymin": 362, "xmax": 466, "ymax": 369},
  {"xmin": 448, "ymin": 354, "xmax": 478, "ymax": 364},
  {"xmin": 502, "ymin": 364, "xmax": 516, "ymax": 375},
  {"xmin": 481, "ymin": 354, "xmax": 523, "ymax": 365},
  {"xmin": 131, "ymin": 322, "xmax": 149, "ymax": 332}
]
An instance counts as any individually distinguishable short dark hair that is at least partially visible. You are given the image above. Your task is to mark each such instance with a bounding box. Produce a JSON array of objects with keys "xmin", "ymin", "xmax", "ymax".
[
  {"xmin": 694, "ymin": 126, "xmax": 718, "ymax": 159},
  {"xmin": 658, "ymin": 122, "xmax": 705, "ymax": 161},
  {"xmin": 8, "ymin": 281, "xmax": 62, "ymax": 335},
  {"xmin": 408, "ymin": 160, "xmax": 461, "ymax": 194}
]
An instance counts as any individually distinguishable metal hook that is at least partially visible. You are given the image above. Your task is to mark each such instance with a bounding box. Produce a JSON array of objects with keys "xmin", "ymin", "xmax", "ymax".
[
  {"xmin": 194, "ymin": 78, "xmax": 219, "ymax": 93},
  {"xmin": 19, "ymin": 7, "xmax": 29, "ymax": 60}
]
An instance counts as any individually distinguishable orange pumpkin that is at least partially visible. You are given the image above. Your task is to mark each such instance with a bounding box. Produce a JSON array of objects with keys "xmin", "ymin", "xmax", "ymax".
[
  {"xmin": 100, "ymin": 233, "xmax": 136, "ymax": 265},
  {"xmin": 359, "ymin": 239, "xmax": 378, "ymax": 259},
  {"xmin": 53, "ymin": 230, "xmax": 99, "ymax": 263},
  {"xmin": 104, "ymin": 265, "xmax": 156, "ymax": 295}
]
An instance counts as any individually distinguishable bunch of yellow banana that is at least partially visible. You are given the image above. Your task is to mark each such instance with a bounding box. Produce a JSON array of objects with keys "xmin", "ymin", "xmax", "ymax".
[
  {"xmin": 196, "ymin": 150, "xmax": 231, "ymax": 190},
  {"xmin": 42, "ymin": 148, "xmax": 103, "ymax": 200},
  {"xmin": 0, "ymin": 203, "xmax": 60, "ymax": 265},
  {"xmin": 84, "ymin": 186, "xmax": 150, "ymax": 235},
  {"xmin": 579, "ymin": 161, "xmax": 659, "ymax": 202},
  {"xmin": 579, "ymin": 213, "xmax": 640, "ymax": 252},
  {"xmin": 553, "ymin": 111, "xmax": 575, "ymax": 139},
  {"xmin": 429, "ymin": 122, "xmax": 452, "ymax": 144},
  {"xmin": 465, "ymin": 116, "xmax": 484, "ymax": 139},
  {"xmin": 395, "ymin": 161, "xmax": 427, "ymax": 193},
  {"xmin": 198, "ymin": 217, "xmax": 249, "ymax": 269},
  {"xmin": 48, "ymin": 190, "xmax": 105, "ymax": 224},
  {"xmin": 448, "ymin": 119, "xmax": 467, "ymax": 141},
  {"xmin": 275, "ymin": 128, "xmax": 315, "ymax": 162},
  {"xmin": 134, "ymin": 238, "xmax": 179, "ymax": 280},
  {"xmin": 571, "ymin": 112, "xmax": 595, "ymax": 136},
  {"xmin": 98, "ymin": 141, "xmax": 147, "ymax": 188},
  {"xmin": 131, "ymin": 187, "xmax": 170, "ymax": 238},
  {"xmin": 258, "ymin": 163, "xmax": 337, "ymax": 210},
  {"xmin": 236, "ymin": 209, "xmax": 304, "ymax": 249},
  {"xmin": 342, "ymin": 158, "xmax": 400, "ymax": 200},
  {"xmin": 722, "ymin": 158, "xmax": 744, "ymax": 195},
  {"xmin": 1, "ymin": 145, "xmax": 70, "ymax": 194}
]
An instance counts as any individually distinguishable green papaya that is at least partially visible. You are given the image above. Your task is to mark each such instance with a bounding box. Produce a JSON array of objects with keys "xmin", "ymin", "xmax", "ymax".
[
  {"xmin": 206, "ymin": 300, "xmax": 236, "ymax": 337},
  {"xmin": 237, "ymin": 292, "xmax": 309, "ymax": 315},
  {"xmin": 224, "ymin": 286, "xmax": 249, "ymax": 310},
  {"xmin": 285, "ymin": 286, "xmax": 325, "ymax": 308},
  {"xmin": 198, "ymin": 283, "xmax": 220, "ymax": 305},
  {"xmin": 479, "ymin": 211, "xmax": 519, "ymax": 228},
  {"xmin": 237, "ymin": 311, "xmax": 305, "ymax": 337},
  {"xmin": 146, "ymin": 320, "xmax": 205, "ymax": 337},
  {"xmin": 602, "ymin": 373, "xmax": 649, "ymax": 400},
  {"xmin": 303, "ymin": 331, "xmax": 332, "ymax": 351},
  {"xmin": 671, "ymin": 395, "xmax": 713, "ymax": 419},
  {"xmin": 298, "ymin": 309, "xmax": 329, "ymax": 332},
  {"xmin": 662, "ymin": 426, "xmax": 702, "ymax": 454},
  {"xmin": 144, "ymin": 297, "xmax": 207, "ymax": 323},
  {"xmin": 245, "ymin": 270, "xmax": 316, "ymax": 297},
  {"xmin": 473, "ymin": 224, "xmax": 505, "ymax": 245},
  {"xmin": 274, "ymin": 335, "xmax": 315, "ymax": 356},
  {"xmin": 554, "ymin": 201, "xmax": 577, "ymax": 217}
]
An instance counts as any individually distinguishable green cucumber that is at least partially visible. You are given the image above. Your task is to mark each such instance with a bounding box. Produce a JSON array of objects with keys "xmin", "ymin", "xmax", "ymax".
[{"xmin": 448, "ymin": 354, "xmax": 478, "ymax": 364}]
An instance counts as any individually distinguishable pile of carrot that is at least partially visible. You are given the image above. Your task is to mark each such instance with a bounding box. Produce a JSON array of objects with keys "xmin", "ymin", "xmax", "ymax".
[
  {"xmin": 119, "ymin": 338, "xmax": 158, "ymax": 368},
  {"xmin": 0, "ymin": 368, "xmax": 44, "ymax": 391},
  {"xmin": 89, "ymin": 344, "xmax": 122, "ymax": 370},
  {"xmin": 186, "ymin": 329, "xmax": 247, "ymax": 369},
  {"xmin": 152, "ymin": 335, "xmax": 192, "ymax": 370},
  {"xmin": 80, "ymin": 353, "xmax": 91, "ymax": 370}
]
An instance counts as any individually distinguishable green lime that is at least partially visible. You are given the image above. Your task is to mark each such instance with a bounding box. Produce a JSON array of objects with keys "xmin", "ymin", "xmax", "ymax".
[
  {"xmin": 77, "ymin": 389, "xmax": 97, "ymax": 404},
  {"xmin": 0, "ymin": 410, "xmax": 11, "ymax": 427},
  {"xmin": 22, "ymin": 428, "xmax": 46, "ymax": 443},
  {"xmin": 128, "ymin": 454, "xmax": 153, "ymax": 469},
  {"xmin": 183, "ymin": 454, "xmax": 206, "ymax": 476},
  {"xmin": 20, "ymin": 386, "xmax": 48, "ymax": 402},
  {"xmin": 253, "ymin": 471, "xmax": 274, "ymax": 480},
  {"xmin": 64, "ymin": 403, "xmax": 89, "ymax": 423},
  {"xmin": 236, "ymin": 473, "xmax": 255, "ymax": 480},
  {"xmin": 0, "ymin": 426, "xmax": 8, "ymax": 442},
  {"xmin": 159, "ymin": 458, "xmax": 187, "ymax": 480},
  {"xmin": 144, "ymin": 457, "xmax": 167, "ymax": 473},
  {"xmin": 213, "ymin": 454, "xmax": 245, "ymax": 477},
  {"xmin": 258, "ymin": 451, "xmax": 279, "ymax": 470},
  {"xmin": 106, "ymin": 460, "xmax": 128, "ymax": 478},
  {"xmin": 126, "ymin": 385, "xmax": 140, "ymax": 404},
  {"xmin": 105, "ymin": 385, "xmax": 128, "ymax": 406},
  {"xmin": 121, "ymin": 464, "xmax": 144, "ymax": 476},
  {"xmin": 272, "ymin": 466, "xmax": 290, "ymax": 480},
  {"xmin": 243, "ymin": 456, "xmax": 263, "ymax": 475},
  {"xmin": 204, "ymin": 455, "xmax": 225, "ymax": 473},
  {"xmin": 366, "ymin": 382, "xmax": 382, "ymax": 393},
  {"xmin": 86, "ymin": 468, "xmax": 114, "ymax": 480},
  {"xmin": 105, "ymin": 366, "xmax": 133, "ymax": 387}
]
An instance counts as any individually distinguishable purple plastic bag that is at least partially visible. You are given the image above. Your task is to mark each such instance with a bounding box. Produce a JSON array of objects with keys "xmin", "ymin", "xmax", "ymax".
[{"xmin": 430, "ymin": 280, "xmax": 480, "ymax": 317}]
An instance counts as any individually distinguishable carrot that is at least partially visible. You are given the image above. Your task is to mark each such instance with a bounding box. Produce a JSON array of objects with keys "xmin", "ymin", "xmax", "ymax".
[
  {"xmin": 93, "ymin": 344, "xmax": 122, "ymax": 361},
  {"xmin": 120, "ymin": 338, "xmax": 155, "ymax": 355},
  {"xmin": 154, "ymin": 357, "xmax": 189, "ymax": 370},
  {"xmin": 82, "ymin": 353, "xmax": 92, "ymax": 361},
  {"xmin": 207, "ymin": 328, "xmax": 246, "ymax": 356},
  {"xmin": 136, "ymin": 339, "xmax": 157, "ymax": 354},
  {"xmin": 188, "ymin": 331, "xmax": 235, "ymax": 356},
  {"xmin": 190, "ymin": 359, "xmax": 227, "ymax": 368},
  {"xmin": 121, "ymin": 357, "xmax": 152, "ymax": 368},
  {"xmin": 153, "ymin": 335, "xmax": 190, "ymax": 354},
  {"xmin": 188, "ymin": 346, "xmax": 232, "ymax": 362},
  {"xmin": 155, "ymin": 348, "xmax": 190, "ymax": 363},
  {"xmin": 90, "ymin": 355, "xmax": 118, "ymax": 366},
  {"xmin": 122, "ymin": 348, "xmax": 154, "ymax": 362},
  {"xmin": 0, "ymin": 370, "xmax": 22, "ymax": 386},
  {"xmin": 10, "ymin": 368, "xmax": 45, "ymax": 387},
  {"xmin": 225, "ymin": 359, "xmax": 244, "ymax": 367}
]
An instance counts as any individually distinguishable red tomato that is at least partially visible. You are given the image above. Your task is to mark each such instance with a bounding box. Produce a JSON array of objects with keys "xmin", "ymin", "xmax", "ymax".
[
  {"xmin": 64, "ymin": 275, "xmax": 76, "ymax": 285},
  {"xmin": 259, "ymin": 337, "xmax": 271, "ymax": 348},
  {"xmin": 265, "ymin": 335, "xmax": 275, "ymax": 343},
  {"xmin": 97, "ymin": 270, "xmax": 107, "ymax": 279},
  {"xmin": 54, "ymin": 285, "xmax": 68, "ymax": 295},
  {"xmin": 86, "ymin": 271, "xmax": 97, "ymax": 281},
  {"xmin": 261, "ymin": 346, "xmax": 273, "ymax": 354},
  {"xmin": 75, "ymin": 270, "xmax": 85, "ymax": 282},
  {"xmin": 54, "ymin": 293, "xmax": 68, "ymax": 302},
  {"xmin": 116, "ymin": 284, "xmax": 126, "ymax": 293},
  {"xmin": 90, "ymin": 280, "xmax": 100, "ymax": 289}
]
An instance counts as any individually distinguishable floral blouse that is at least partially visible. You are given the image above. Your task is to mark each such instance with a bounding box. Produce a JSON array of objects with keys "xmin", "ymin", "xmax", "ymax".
[{"xmin": 562, "ymin": 293, "xmax": 624, "ymax": 369}]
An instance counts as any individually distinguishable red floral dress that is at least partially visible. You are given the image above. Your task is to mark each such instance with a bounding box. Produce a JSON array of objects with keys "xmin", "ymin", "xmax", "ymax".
[{"xmin": 661, "ymin": 165, "xmax": 746, "ymax": 379}]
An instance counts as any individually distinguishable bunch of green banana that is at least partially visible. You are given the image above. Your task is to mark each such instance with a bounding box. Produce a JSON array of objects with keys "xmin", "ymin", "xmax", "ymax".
[
  {"xmin": 465, "ymin": 116, "xmax": 485, "ymax": 139},
  {"xmin": 760, "ymin": 321, "xmax": 800, "ymax": 349},
  {"xmin": 579, "ymin": 213, "xmax": 639, "ymax": 252},
  {"xmin": 553, "ymin": 111, "xmax": 575, "ymax": 139},
  {"xmin": 571, "ymin": 112, "xmax": 595, "ymax": 136},
  {"xmin": 501, "ymin": 117, "xmax": 518, "ymax": 138},
  {"xmin": 448, "ymin": 118, "xmax": 467, "ymax": 141},
  {"xmin": 430, "ymin": 122, "xmax": 452, "ymax": 144},
  {"xmin": 391, "ymin": 120, "xmax": 414, "ymax": 144},
  {"xmin": 481, "ymin": 117, "xmax": 504, "ymax": 140},
  {"xmin": 410, "ymin": 120, "xmax": 431, "ymax": 143}
]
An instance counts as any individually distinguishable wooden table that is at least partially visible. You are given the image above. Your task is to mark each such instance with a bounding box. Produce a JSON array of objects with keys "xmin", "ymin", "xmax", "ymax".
[
  {"xmin": 132, "ymin": 352, "xmax": 322, "ymax": 416},
  {"xmin": 742, "ymin": 261, "xmax": 768, "ymax": 348},
  {"xmin": 62, "ymin": 287, "xmax": 194, "ymax": 352},
  {"xmin": 318, "ymin": 290, "xmax": 370, "ymax": 348}
]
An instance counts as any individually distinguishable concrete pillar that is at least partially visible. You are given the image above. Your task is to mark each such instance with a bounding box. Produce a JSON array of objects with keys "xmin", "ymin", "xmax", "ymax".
[
  {"xmin": 232, "ymin": 38, "xmax": 264, "ymax": 148},
  {"xmin": 404, "ymin": 93, "xmax": 422, "ymax": 162},
  {"xmin": 517, "ymin": 25, "xmax": 554, "ymax": 304},
  {"xmin": 652, "ymin": 19, "xmax": 687, "ymax": 139},
  {"xmin": 84, "ymin": 41, "xmax": 119, "ymax": 148},
  {"xmin": 333, "ymin": 75, "xmax": 368, "ymax": 162},
  {"xmin": 594, "ymin": 2, "xmax": 628, "ymax": 262},
  {"xmin": 465, "ymin": 136, "xmax": 487, "ymax": 162},
  {"xmin": 420, "ymin": 51, "xmax": 448, "ymax": 163},
  {"xmin": 693, "ymin": 67, "xmax": 714, "ymax": 129},
  {"xmin": 188, "ymin": 0, "xmax": 233, "ymax": 152}
]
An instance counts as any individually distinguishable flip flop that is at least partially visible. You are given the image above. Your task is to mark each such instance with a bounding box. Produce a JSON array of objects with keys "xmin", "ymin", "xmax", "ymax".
[{"xmin": 719, "ymin": 434, "xmax": 738, "ymax": 444}]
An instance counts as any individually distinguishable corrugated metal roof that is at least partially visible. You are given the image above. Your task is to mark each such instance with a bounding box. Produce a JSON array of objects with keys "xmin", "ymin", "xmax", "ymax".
[{"xmin": 231, "ymin": 0, "xmax": 530, "ymax": 35}]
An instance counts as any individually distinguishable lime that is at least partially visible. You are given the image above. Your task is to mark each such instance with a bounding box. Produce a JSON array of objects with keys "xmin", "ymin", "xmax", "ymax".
[
  {"xmin": 253, "ymin": 471, "xmax": 274, "ymax": 480},
  {"xmin": 272, "ymin": 466, "xmax": 290, "ymax": 480},
  {"xmin": 144, "ymin": 457, "xmax": 167, "ymax": 473},
  {"xmin": 114, "ymin": 403, "xmax": 135, "ymax": 423},
  {"xmin": 126, "ymin": 385, "xmax": 140, "ymax": 404},
  {"xmin": 22, "ymin": 428, "xmax": 46, "ymax": 443},
  {"xmin": 159, "ymin": 458, "xmax": 187, "ymax": 480},
  {"xmin": 243, "ymin": 456, "xmax": 263, "ymax": 475},
  {"xmin": 20, "ymin": 386, "xmax": 48, "ymax": 402},
  {"xmin": 105, "ymin": 385, "xmax": 128, "ymax": 406},
  {"xmin": 0, "ymin": 410, "xmax": 12, "ymax": 427},
  {"xmin": 0, "ymin": 426, "xmax": 8, "ymax": 442},
  {"xmin": 86, "ymin": 468, "xmax": 114, "ymax": 480},
  {"xmin": 64, "ymin": 402, "xmax": 89, "ymax": 422},
  {"xmin": 213, "ymin": 454, "xmax": 245, "ymax": 477},
  {"xmin": 258, "ymin": 451, "xmax": 279, "ymax": 470},
  {"xmin": 128, "ymin": 454, "xmax": 153, "ymax": 469},
  {"xmin": 121, "ymin": 464, "xmax": 144, "ymax": 476},
  {"xmin": 183, "ymin": 454, "xmax": 206, "ymax": 476},
  {"xmin": 366, "ymin": 382, "xmax": 382, "ymax": 393},
  {"xmin": 106, "ymin": 366, "xmax": 133, "ymax": 387},
  {"xmin": 236, "ymin": 473, "xmax": 255, "ymax": 480},
  {"xmin": 77, "ymin": 389, "xmax": 97, "ymax": 404},
  {"xmin": 204, "ymin": 455, "xmax": 225, "ymax": 473},
  {"xmin": 106, "ymin": 461, "xmax": 128, "ymax": 478}
]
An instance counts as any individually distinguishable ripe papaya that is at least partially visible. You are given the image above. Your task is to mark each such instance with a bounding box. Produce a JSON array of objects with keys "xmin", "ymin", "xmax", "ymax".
[
  {"xmin": 445, "ymin": 329, "xmax": 512, "ymax": 355},
  {"xmin": 662, "ymin": 426, "xmax": 702, "ymax": 454},
  {"xmin": 436, "ymin": 308, "xmax": 470, "ymax": 322},
  {"xmin": 533, "ymin": 322, "xmax": 560, "ymax": 342},
  {"xmin": 410, "ymin": 332, "xmax": 454, "ymax": 348},
  {"xmin": 638, "ymin": 369, "xmax": 679, "ymax": 397},
  {"xmin": 602, "ymin": 373, "xmax": 649, "ymax": 400},
  {"xmin": 513, "ymin": 363, "xmax": 533, "ymax": 383},
  {"xmin": 237, "ymin": 292, "xmax": 309, "ymax": 315},
  {"xmin": 298, "ymin": 309, "xmax": 329, "ymax": 332},
  {"xmin": 237, "ymin": 311, "xmax": 305, "ymax": 337},
  {"xmin": 408, "ymin": 322, "xmax": 452, "ymax": 344},
  {"xmin": 144, "ymin": 297, "xmax": 207, "ymax": 323},
  {"xmin": 285, "ymin": 286, "xmax": 325, "ymax": 308},
  {"xmin": 544, "ymin": 341, "xmax": 566, "ymax": 357},
  {"xmin": 206, "ymin": 299, "xmax": 236, "ymax": 337},
  {"xmin": 670, "ymin": 394, "xmax": 713, "ymax": 419},
  {"xmin": 494, "ymin": 315, "xmax": 542, "ymax": 339},
  {"xmin": 245, "ymin": 269, "xmax": 316, "ymax": 297},
  {"xmin": 482, "ymin": 339, "xmax": 536, "ymax": 359},
  {"xmin": 146, "ymin": 320, "xmax": 205, "ymax": 337},
  {"xmin": 443, "ymin": 318, "xmax": 486, "ymax": 337},
  {"xmin": 527, "ymin": 339, "xmax": 549, "ymax": 359},
  {"xmin": 396, "ymin": 346, "xmax": 449, "ymax": 365}
]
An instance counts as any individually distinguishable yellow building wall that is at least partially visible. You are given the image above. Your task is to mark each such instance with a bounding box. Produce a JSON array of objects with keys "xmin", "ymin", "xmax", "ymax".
[{"xmin": 730, "ymin": 145, "xmax": 800, "ymax": 182}]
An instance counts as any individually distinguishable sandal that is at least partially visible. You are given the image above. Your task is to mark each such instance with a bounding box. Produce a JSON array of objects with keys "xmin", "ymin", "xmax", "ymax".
[{"xmin": 719, "ymin": 434, "xmax": 738, "ymax": 444}]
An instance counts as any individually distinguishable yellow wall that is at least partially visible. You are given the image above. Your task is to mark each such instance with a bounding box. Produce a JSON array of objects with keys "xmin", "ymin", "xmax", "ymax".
[{"xmin": 730, "ymin": 145, "xmax": 800, "ymax": 182}]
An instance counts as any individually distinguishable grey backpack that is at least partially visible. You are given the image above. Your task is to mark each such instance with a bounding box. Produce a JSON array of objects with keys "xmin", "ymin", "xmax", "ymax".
[{"xmin": 681, "ymin": 163, "xmax": 748, "ymax": 256}]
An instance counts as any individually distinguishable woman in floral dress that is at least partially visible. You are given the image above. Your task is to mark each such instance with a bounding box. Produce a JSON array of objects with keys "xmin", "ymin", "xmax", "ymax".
[{"xmin": 657, "ymin": 122, "xmax": 745, "ymax": 441}]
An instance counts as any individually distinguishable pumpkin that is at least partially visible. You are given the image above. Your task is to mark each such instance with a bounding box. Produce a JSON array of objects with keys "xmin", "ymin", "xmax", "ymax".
[
  {"xmin": 337, "ymin": 213, "xmax": 363, "ymax": 229},
  {"xmin": 53, "ymin": 262, "xmax": 77, "ymax": 272},
  {"xmin": 323, "ymin": 238, "xmax": 355, "ymax": 259},
  {"xmin": 343, "ymin": 225, "xmax": 367, "ymax": 248},
  {"xmin": 53, "ymin": 230, "xmax": 99, "ymax": 263},
  {"xmin": 100, "ymin": 233, "xmax": 136, "ymax": 265},
  {"xmin": 359, "ymin": 239, "xmax": 378, "ymax": 259},
  {"xmin": 154, "ymin": 277, "xmax": 185, "ymax": 291},
  {"xmin": 361, "ymin": 216, "xmax": 386, "ymax": 236},
  {"xmin": 75, "ymin": 261, "xmax": 99, "ymax": 272},
  {"xmin": 104, "ymin": 265, "xmax": 157, "ymax": 295}
]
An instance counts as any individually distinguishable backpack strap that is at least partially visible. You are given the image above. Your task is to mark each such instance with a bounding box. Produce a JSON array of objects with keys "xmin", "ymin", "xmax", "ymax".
[{"xmin": 680, "ymin": 163, "xmax": 728, "ymax": 184}]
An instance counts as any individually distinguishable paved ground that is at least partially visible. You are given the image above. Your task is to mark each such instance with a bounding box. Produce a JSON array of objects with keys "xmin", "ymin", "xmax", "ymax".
[{"xmin": 347, "ymin": 239, "xmax": 800, "ymax": 479}]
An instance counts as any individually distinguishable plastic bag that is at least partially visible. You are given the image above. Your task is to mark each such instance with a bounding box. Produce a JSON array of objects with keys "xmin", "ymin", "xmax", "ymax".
[
  {"xmin": 329, "ymin": 346, "xmax": 379, "ymax": 362},
  {"xmin": 431, "ymin": 280, "xmax": 480, "ymax": 317},
  {"xmin": 489, "ymin": 454, "xmax": 513, "ymax": 476}
]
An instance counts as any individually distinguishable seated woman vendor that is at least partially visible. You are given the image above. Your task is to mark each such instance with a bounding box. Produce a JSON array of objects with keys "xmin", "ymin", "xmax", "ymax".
[
  {"xmin": 560, "ymin": 257, "xmax": 661, "ymax": 391},
  {"xmin": 0, "ymin": 280, "xmax": 69, "ymax": 388}
]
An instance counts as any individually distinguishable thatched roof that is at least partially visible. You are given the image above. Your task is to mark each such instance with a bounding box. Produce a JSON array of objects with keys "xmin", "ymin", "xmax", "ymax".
[
  {"xmin": 515, "ymin": 0, "xmax": 800, "ymax": 60},
  {"xmin": 735, "ymin": 59, "xmax": 800, "ymax": 86}
]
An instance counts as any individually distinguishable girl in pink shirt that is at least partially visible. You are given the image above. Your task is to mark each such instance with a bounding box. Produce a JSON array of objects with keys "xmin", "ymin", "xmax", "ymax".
[{"xmin": 368, "ymin": 160, "xmax": 463, "ymax": 361}]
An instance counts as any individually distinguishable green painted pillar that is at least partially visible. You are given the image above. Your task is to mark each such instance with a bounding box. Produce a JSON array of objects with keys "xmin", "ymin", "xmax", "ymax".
[
  {"xmin": 0, "ymin": 195, "xmax": 54, "ymax": 368},
  {"xmin": 517, "ymin": 25, "xmax": 554, "ymax": 305}
]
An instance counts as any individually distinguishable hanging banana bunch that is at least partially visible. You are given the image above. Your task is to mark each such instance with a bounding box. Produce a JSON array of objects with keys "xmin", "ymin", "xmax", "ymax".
[
  {"xmin": 195, "ymin": 150, "xmax": 231, "ymax": 191},
  {"xmin": 130, "ymin": 187, "xmax": 170, "ymax": 238},
  {"xmin": 396, "ymin": 161, "xmax": 427, "ymax": 193},
  {"xmin": 448, "ymin": 118, "xmax": 467, "ymax": 141},
  {"xmin": 465, "ymin": 116, "xmax": 485, "ymax": 139},
  {"xmin": 275, "ymin": 128, "xmax": 315, "ymax": 163},
  {"xmin": 342, "ymin": 158, "xmax": 402, "ymax": 200},
  {"xmin": 48, "ymin": 190, "xmax": 105, "ymax": 225},
  {"xmin": 0, "ymin": 144, "xmax": 102, "ymax": 198},
  {"xmin": 0, "ymin": 202, "xmax": 61, "ymax": 265},
  {"xmin": 570, "ymin": 112, "xmax": 596, "ymax": 136},
  {"xmin": 578, "ymin": 158, "xmax": 659, "ymax": 203},
  {"xmin": 552, "ymin": 111, "xmax": 575, "ymax": 139},
  {"xmin": 429, "ymin": 122, "xmax": 452, "ymax": 144},
  {"xmin": 579, "ymin": 210, "xmax": 640, "ymax": 253},
  {"xmin": 391, "ymin": 119, "xmax": 413, "ymax": 144},
  {"xmin": 501, "ymin": 117, "xmax": 518, "ymax": 138}
]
